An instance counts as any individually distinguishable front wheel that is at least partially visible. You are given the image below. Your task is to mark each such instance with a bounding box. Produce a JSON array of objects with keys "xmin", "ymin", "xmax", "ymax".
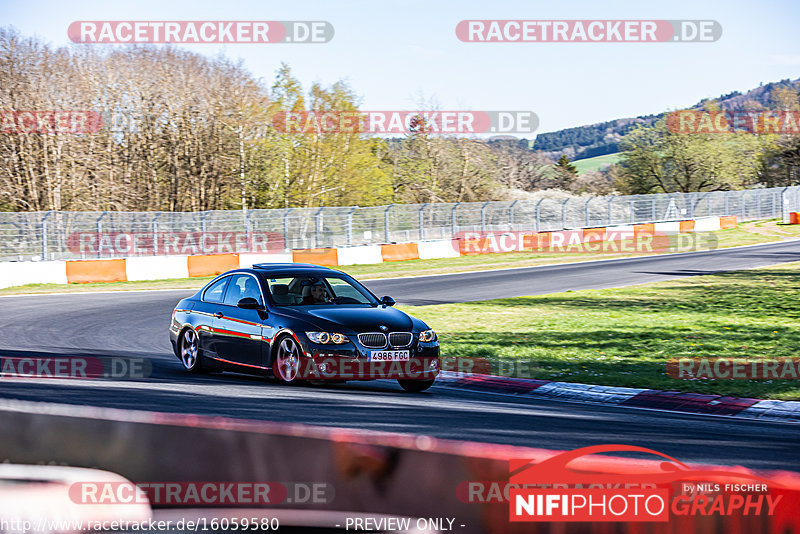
[
  {"xmin": 272, "ymin": 336, "xmax": 303, "ymax": 385},
  {"xmin": 180, "ymin": 328, "xmax": 203, "ymax": 373},
  {"xmin": 398, "ymin": 378, "xmax": 435, "ymax": 393}
]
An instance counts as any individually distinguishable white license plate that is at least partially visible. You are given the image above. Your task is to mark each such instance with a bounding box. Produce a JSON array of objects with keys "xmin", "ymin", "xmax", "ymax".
[{"xmin": 369, "ymin": 350, "xmax": 410, "ymax": 361}]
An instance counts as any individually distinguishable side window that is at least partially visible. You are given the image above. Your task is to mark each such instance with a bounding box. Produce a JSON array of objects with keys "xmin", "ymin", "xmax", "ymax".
[
  {"xmin": 266, "ymin": 277, "xmax": 301, "ymax": 305},
  {"xmin": 223, "ymin": 274, "xmax": 263, "ymax": 306},
  {"xmin": 328, "ymin": 278, "xmax": 362, "ymax": 300},
  {"xmin": 327, "ymin": 277, "xmax": 372, "ymax": 303},
  {"xmin": 202, "ymin": 276, "xmax": 229, "ymax": 303}
]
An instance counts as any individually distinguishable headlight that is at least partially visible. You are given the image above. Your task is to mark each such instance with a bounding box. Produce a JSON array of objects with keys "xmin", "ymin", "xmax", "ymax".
[
  {"xmin": 306, "ymin": 331, "xmax": 348, "ymax": 344},
  {"xmin": 419, "ymin": 329, "xmax": 437, "ymax": 342}
]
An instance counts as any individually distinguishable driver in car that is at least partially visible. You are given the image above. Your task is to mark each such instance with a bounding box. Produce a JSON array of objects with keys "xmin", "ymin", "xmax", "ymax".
[{"xmin": 301, "ymin": 283, "xmax": 331, "ymax": 305}]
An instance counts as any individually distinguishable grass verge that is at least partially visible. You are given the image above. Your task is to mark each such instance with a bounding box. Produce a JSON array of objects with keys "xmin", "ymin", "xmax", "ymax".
[{"xmin": 404, "ymin": 261, "xmax": 800, "ymax": 400}]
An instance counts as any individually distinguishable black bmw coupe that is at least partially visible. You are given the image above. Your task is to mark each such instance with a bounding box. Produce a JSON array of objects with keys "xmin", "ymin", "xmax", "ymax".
[{"xmin": 169, "ymin": 264, "xmax": 440, "ymax": 392}]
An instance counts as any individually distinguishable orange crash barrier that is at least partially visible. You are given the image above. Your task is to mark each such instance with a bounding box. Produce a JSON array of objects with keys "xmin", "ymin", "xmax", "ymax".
[
  {"xmin": 720, "ymin": 215, "xmax": 738, "ymax": 229},
  {"xmin": 679, "ymin": 220, "xmax": 695, "ymax": 233},
  {"xmin": 582, "ymin": 227, "xmax": 606, "ymax": 243},
  {"xmin": 187, "ymin": 253, "xmax": 239, "ymax": 277},
  {"xmin": 457, "ymin": 237, "xmax": 489, "ymax": 255},
  {"xmin": 66, "ymin": 259, "xmax": 127, "ymax": 283},
  {"xmin": 790, "ymin": 212, "xmax": 800, "ymax": 225},
  {"xmin": 520, "ymin": 232, "xmax": 538, "ymax": 251},
  {"xmin": 520, "ymin": 232, "xmax": 551, "ymax": 250},
  {"xmin": 292, "ymin": 248, "xmax": 339, "ymax": 267},
  {"xmin": 633, "ymin": 223, "xmax": 655, "ymax": 238},
  {"xmin": 381, "ymin": 242, "xmax": 420, "ymax": 262}
]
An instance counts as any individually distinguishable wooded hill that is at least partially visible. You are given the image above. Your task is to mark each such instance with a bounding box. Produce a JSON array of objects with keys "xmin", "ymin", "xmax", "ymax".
[{"xmin": 533, "ymin": 78, "xmax": 800, "ymax": 161}]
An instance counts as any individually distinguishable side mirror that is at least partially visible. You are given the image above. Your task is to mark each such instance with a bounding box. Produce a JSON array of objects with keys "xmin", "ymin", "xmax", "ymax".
[
  {"xmin": 380, "ymin": 295, "xmax": 396, "ymax": 307},
  {"xmin": 238, "ymin": 297, "xmax": 265, "ymax": 311}
]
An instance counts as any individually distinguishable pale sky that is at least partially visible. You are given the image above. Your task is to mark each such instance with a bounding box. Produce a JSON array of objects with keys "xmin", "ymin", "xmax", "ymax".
[{"xmin": 2, "ymin": 0, "xmax": 799, "ymax": 135}]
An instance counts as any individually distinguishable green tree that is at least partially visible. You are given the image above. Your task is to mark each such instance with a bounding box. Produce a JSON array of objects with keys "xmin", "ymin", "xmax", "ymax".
[
  {"xmin": 554, "ymin": 154, "xmax": 578, "ymax": 174},
  {"xmin": 552, "ymin": 154, "xmax": 578, "ymax": 190},
  {"xmin": 615, "ymin": 118, "xmax": 771, "ymax": 194}
]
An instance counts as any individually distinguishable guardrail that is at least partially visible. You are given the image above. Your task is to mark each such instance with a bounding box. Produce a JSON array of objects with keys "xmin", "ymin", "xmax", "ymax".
[
  {"xmin": 0, "ymin": 399, "xmax": 798, "ymax": 533},
  {"xmin": 0, "ymin": 215, "xmax": 733, "ymax": 288},
  {"xmin": 1, "ymin": 186, "xmax": 797, "ymax": 261}
]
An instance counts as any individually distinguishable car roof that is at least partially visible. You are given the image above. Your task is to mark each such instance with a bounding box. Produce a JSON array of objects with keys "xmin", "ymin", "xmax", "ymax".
[
  {"xmin": 251, "ymin": 263, "xmax": 342, "ymax": 276},
  {"xmin": 252, "ymin": 263, "xmax": 332, "ymax": 271},
  {"xmin": 195, "ymin": 264, "xmax": 342, "ymax": 293}
]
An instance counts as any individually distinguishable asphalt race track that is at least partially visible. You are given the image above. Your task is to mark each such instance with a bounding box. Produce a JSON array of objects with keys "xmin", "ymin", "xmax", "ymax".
[{"xmin": 2, "ymin": 240, "xmax": 800, "ymax": 471}]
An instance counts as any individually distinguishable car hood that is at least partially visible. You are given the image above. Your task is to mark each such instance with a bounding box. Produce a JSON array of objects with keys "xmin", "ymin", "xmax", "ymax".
[{"xmin": 294, "ymin": 305, "xmax": 417, "ymax": 332}]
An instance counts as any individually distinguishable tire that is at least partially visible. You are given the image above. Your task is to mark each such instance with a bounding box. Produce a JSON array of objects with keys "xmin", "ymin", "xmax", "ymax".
[
  {"xmin": 398, "ymin": 378, "xmax": 435, "ymax": 393},
  {"xmin": 272, "ymin": 336, "xmax": 303, "ymax": 385},
  {"xmin": 180, "ymin": 328, "xmax": 203, "ymax": 373}
]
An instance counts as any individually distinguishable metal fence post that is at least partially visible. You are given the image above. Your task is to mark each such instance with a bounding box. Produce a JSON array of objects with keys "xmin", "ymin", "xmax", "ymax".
[
  {"xmin": 480, "ymin": 202, "xmax": 490, "ymax": 233},
  {"xmin": 780, "ymin": 187, "xmax": 790, "ymax": 221},
  {"xmin": 95, "ymin": 212, "xmax": 107, "ymax": 258},
  {"xmin": 383, "ymin": 204, "xmax": 393, "ymax": 243},
  {"xmin": 314, "ymin": 207, "xmax": 324, "ymax": 248},
  {"xmin": 535, "ymin": 199, "xmax": 544, "ymax": 232},
  {"xmin": 243, "ymin": 209, "xmax": 250, "ymax": 251},
  {"xmin": 584, "ymin": 198, "xmax": 591, "ymax": 227},
  {"xmin": 198, "ymin": 211, "xmax": 208, "ymax": 254},
  {"xmin": 561, "ymin": 199, "xmax": 568, "ymax": 229},
  {"xmin": 741, "ymin": 191, "xmax": 747, "ymax": 220},
  {"xmin": 724, "ymin": 191, "xmax": 730, "ymax": 215},
  {"xmin": 282, "ymin": 208, "xmax": 293, "ymax": 251},
  {"xmin": 651, "ymin": 197, "xmax": 656, "ymax": 222},
  {"xmin": 420, "ymin": 204, "xmax": 429, "ymax": 240},
  {"xmin": 629, "ymin": 199, "xmax": 635, "ymax": 223},
  {"xmin": 509, "ymin": 200, "xmax": 518, "ymax": 230},
  {"xmin": 346, "ymin": 206, "xmax": 357, "ymax": 247},
  {"xmin": 756, "ymin": 191, "xmax": 762, "ymax": 219},
  {"xmin": 607, "ymin": 196, "xmax": 615, "ymax": 226},
  {"xmin": 152, "ymin": 213, "xmax": 161, "ymax": 256},
  {"xmin": 450, "ymin": 202, "xmax": 460, "ymax": 238},
  {"xmin": 41, "ymin": 211, "xmax": 53, "ymax": 260}
]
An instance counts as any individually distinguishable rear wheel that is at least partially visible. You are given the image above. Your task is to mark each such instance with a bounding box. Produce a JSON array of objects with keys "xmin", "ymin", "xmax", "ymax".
[
  {"xmin": 180, "ymin": 328, "xmax": 203, "ymax": 373},
  {"xmin": 398, "ymin": 378, "xmax": 435, "ymax": 393},
  {"xmin": 272, "ymin": 336, "xmax": 303, "ymax": 384}
]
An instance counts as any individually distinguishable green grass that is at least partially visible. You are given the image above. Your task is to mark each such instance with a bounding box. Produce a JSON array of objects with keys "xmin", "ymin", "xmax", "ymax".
[
  {"xmin": 342, "ymin": 221, "xmax": 800, "ymax": 279},
  {"xmin": 572, "ymin": 153, "xmax": 621, "ymax": 175},
  {"xmin": 2, "ymin": 220, "xmax": 799, "ymax": 296},
  {"xmin": 404, "ymin": 261, "xmax": 800, "ymax": 400}
]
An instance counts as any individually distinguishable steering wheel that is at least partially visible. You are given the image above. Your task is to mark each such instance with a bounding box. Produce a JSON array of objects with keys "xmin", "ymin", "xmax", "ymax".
[{"xmin": 332, "ymin": 296, "xmax": 360, "ymax": 304}]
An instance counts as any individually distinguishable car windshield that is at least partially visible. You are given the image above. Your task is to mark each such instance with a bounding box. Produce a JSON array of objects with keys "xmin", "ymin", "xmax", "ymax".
[{"xmin": 264, "ymin": 274, "xmax": 377, "ymax": 306}]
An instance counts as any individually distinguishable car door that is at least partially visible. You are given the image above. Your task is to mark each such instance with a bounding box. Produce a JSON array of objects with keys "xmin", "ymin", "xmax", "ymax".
[
  {"xmin": 211, "ymin": 273, "xmax": 266, "ymax": 368},
  {"xmin": 194, "ymin": 275, "xmax": 230, "ymax": 358}
]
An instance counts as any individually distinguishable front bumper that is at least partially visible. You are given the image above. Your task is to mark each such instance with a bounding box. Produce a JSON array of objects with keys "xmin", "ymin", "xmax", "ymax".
[{"xmin": 298, "ymin": 336, "xmax": 440, "ymax": 381}]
